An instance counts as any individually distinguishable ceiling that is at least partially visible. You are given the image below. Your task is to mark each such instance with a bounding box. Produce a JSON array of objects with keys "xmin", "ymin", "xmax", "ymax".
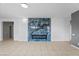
[{"xmin": 0, "ymin": 3, "xmax": 79, "ymax": 20}]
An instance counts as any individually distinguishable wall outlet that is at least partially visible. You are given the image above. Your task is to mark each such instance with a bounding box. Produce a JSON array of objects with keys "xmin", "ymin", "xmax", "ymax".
[{"xmin": 77, "ymin": 43, "xmax": 79, "ymax": 46}]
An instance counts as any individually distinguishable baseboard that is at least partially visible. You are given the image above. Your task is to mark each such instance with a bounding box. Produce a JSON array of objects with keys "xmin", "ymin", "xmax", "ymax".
[
  {"xmin": 14, "ymin": 39, "xmax": 28, "ymax": 42},
  {"xmin": 71, "ymin": 44, "xmax": 79, "ymax": 49},
  {"xmin": 0, "ymin": 39, "xmax": 3, "ymax": 41}
]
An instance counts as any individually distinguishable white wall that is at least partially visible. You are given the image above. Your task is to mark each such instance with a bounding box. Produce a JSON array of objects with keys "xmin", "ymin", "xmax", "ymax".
[
  {"xmin": 51, "ymin": 18, "xmax": 71, "ymax": 41},
  {"xmin": 0, "ymin": 17, "xmax": 71, "ymax": 41}
]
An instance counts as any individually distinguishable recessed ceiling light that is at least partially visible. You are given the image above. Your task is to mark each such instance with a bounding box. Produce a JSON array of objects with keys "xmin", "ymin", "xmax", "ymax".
[{"xmin": 20, "ymin": 3, "xmax": 29, "ymax": 8}]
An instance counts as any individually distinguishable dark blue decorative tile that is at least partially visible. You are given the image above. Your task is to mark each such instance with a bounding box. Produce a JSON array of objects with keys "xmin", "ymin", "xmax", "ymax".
[{"xmin": 28, "ymin": 18, "xmax": 51, "ymax": 41}]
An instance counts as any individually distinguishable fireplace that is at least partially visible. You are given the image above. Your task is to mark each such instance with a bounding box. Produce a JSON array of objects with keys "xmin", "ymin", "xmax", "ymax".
[
  {"xmin": 28, "ymin": 18, "xmax": 51, "ymax": 41},
  {"xmin": 32, "ymin": 35, "xmax": 47, "ymax": 39}
]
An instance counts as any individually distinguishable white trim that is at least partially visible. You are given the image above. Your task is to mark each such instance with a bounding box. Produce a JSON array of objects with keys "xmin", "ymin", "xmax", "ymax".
[
  {"xmin": 14, "ymin": 39, "xmax": 27, "ymax": 42},
  {"xmin": 71, "ymin": 44, "xmax": 79, "ymax": 49},
  {"xmin": 0, "ymin": 39, "xmax": 3, "ymax": 41}
]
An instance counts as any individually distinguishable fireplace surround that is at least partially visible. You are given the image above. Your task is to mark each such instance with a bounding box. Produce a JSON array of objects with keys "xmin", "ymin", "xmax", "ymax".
[{"xmin": 28, "ymin": 18, "xmax": 51, "ymax": 41}]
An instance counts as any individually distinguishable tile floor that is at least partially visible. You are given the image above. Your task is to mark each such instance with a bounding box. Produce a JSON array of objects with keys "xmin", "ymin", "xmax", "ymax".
[{"xmin": 0, "ymin": 39, "xmax": 79, "ymax": 56}]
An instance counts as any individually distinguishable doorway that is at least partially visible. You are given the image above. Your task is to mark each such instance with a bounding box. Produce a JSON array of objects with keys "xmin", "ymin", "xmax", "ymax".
[{"xmin": 3, "ymin": 22, "xmax": 14, "ymax": 41}]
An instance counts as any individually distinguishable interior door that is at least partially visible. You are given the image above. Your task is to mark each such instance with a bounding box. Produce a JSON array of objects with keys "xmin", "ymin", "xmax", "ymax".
[{"xmin": 3, "ymin": 22, "xmax": 14, "ymax": 40}]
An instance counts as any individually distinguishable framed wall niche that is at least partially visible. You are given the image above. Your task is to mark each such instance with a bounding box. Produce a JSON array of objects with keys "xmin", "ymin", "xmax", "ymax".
[{"xmin": 28, "ymin": 18, "xmax": 51, "ymax": 41}]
